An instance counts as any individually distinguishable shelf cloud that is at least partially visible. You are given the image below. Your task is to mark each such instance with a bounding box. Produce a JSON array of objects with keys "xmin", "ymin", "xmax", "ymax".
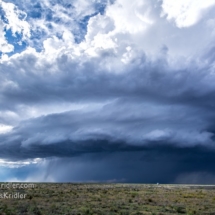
[{"xmin": 1, "ymin": 0, "xmax": 215, "ymax": 183}]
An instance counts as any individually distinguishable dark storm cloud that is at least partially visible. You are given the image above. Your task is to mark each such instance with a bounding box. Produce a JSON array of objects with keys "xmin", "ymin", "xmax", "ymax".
[
  {"xmin": 0, "ymin": 46, "xmax": 215, "ymax": 162},
  {"xmin": 24, "ymin": 145, "xmax": 215, "ymax": 184},
  {"xmin": 1, "ymin": 0, "xmax": 215, "ymax": 183},
  {"xmin": 1, "ymin": 42, "xmax": 215, "ymax": 181},
  {"xmin": 0, "ymin": 96, "xmax": 215, "ymax": 161},
  {"xmin": 1, "ymin": 48, "xmax": 215, "ymax": 109}
]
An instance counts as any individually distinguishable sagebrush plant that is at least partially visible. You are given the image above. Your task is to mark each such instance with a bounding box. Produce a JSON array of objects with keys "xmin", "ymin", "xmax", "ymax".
[{"xmin": 0, "ymin": 184, "xmax": 214, "ymax": 214}]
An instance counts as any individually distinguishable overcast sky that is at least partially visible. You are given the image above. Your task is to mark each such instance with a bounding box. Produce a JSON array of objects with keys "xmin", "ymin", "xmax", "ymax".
[{"xmin": 1, "ymin": 0, "xmax": 215, "ymax": 183}]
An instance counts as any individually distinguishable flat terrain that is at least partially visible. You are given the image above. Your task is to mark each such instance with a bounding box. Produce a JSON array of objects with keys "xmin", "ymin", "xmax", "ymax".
[{"xmin": 0, "ymin": 183, "xmax": 215, "ymax": 215}]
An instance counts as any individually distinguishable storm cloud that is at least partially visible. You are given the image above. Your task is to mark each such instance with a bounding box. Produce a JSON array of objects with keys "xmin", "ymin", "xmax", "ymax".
[{"xmin": 1, "ymin": 0, "xmax": 215, "ymax": 183}]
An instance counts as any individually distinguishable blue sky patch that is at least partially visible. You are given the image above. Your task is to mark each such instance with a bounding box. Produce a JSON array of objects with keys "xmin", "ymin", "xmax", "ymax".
[
  {"xmin": 0, "ymin": 164, "xmax": 39, "ymax": 182},
  {"xmin": 4, "ymin": 29, "xmax": 28, "ymax": 55}
]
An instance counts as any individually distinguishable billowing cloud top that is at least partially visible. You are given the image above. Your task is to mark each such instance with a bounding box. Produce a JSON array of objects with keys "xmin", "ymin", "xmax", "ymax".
[{"xmin": 1, "ymin": 0, "xmax": 215, "ymax": 182}]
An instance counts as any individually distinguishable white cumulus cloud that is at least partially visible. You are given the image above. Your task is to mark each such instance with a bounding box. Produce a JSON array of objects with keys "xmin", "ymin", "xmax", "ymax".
[{"xmin": 162, "ymin": 0, "xmax": 215, "ymax": 28}]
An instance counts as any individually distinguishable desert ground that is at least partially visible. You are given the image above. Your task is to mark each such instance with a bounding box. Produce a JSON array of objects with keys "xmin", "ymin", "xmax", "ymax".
[{"xmin": 0, "ymin": 183, "xmax": 215, "ymax": 215}]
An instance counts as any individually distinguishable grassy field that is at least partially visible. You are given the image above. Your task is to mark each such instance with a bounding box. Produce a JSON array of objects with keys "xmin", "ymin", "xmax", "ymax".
[{"xmin": 0, "ymin": 183, "xmax": 215, "ymax": 215}]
